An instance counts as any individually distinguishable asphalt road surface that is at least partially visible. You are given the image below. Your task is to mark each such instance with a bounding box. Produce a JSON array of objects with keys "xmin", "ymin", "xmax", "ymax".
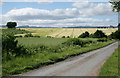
[{"xmin": 20, "ymin": 42, "xmax": 118, "ymax": 76}]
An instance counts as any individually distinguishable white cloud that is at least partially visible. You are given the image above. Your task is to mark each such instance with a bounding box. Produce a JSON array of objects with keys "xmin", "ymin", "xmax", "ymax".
[
  {"xmin": 73, "ymin": 2, "xmax": 114, "ymax": 17},
  {"xmin": 1, "ymin": 2, "xmax": 117, "ymax": 27},
  {"xmin": 5, "ymin": 8, "xmax": 80, "ymax": 21}
]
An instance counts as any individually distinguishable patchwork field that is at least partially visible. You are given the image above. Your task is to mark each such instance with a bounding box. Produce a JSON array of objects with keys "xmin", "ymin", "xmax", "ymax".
[{"xmin": 18, "ymin": 28, "xmax": 118, "ymax": 38}]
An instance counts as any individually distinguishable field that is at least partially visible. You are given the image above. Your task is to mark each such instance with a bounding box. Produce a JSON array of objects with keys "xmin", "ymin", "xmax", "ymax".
[
  {"xmin": 99, "ymin": 45, "xmax": 119, "ymax": 76},
  {"xmin": 17, "ymin": 37, "xmax": 99, "ymax": 47},
  {"xmin": 17, "ymin": 37, "xmax": 68, "ymax": 47},
  {"xmin": 2, "ymin": 27, "xmax": 118, "ymax": 76},
  {"xmin": 17, "ymin": 28, "xmax": 118, "ymax": 38}
]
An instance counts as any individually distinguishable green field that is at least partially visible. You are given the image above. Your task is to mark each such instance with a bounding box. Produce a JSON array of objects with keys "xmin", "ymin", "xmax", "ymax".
[
  {"xmin": 17, "ymin": 37, "xmax": 98, "ymax": 47},
  {"xmin": 17, "ymin": 37, "xmax": 68, "ymax": 47},
  {"xmin": 99, "ymin": 45, "xmax": 119, "ymax": 76}
]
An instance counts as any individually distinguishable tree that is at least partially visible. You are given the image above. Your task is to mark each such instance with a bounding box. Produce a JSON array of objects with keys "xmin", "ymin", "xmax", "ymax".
[
  {"xmin": 93, "ymin": 30, "xmax": 107, "ymax": 38},
  {"xmin": 110, "ymin": 0, "xmax": 120, "ymax": 12},
  {"xmin": 6, "ymin": 22, "xmax": 17, "ymax": 28},
  {"xmin": 78, "ymin": 31, "xmax": 89, "ymax": 38},
  {"xmin": 109, "ymin": 30, "xmax": 120, "ymax": 39},
  {"xmin": 118, "ymin": 23, "xmax": 120, "ymax": 30},
  {"xmin": 109, "ymin": 0, "xmax": 120, "ymax": 39}
]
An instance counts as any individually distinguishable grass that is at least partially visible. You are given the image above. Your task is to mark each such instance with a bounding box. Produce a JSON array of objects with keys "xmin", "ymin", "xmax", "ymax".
[
  {"xmin": 2, "ymin": 39, "xmax": 116, "ymax": 76},
  {"xmin": 2, "ymin": 28, "xmax": 31, "ymax": 34},
  {"xmin": 17, "ymin": 28, "xmax": 118, "ymax": 38},
  {"xmin": 99, "ymin": 45, "xmax": 119, "ymax": 76},
  {"xmin": 16, "ymin": 37, "xmax": 98, "ymax": 47},
  {"xmin": 17, "ymin": 37, "xmax": 68, "ymax": 47}
]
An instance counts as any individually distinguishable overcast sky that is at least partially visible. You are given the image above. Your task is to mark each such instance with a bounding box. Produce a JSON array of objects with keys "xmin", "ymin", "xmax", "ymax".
[{"xmin": 0, "ymin": 0, "xmax": 118, "ymax": 27}]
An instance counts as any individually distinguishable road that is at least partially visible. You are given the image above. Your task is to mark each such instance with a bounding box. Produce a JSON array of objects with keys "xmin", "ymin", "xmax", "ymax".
[{"xmin": 20, "ymin": 42, "xmax": 118, "ymax": 76}]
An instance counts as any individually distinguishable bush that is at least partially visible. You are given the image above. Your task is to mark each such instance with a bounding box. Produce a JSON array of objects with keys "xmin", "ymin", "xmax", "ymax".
[
  {"xmin": 109, "ymin": 30, "xmax": 120, "ymax": 39},
  {"xmin": 47, "ymin": 36, "xmax": 52, "ymax": 38},
  {"xmin": 62, "ymin": 38, "xmax": 85, "ymax": 47},
  {"xmin": 2, "ymin": 33, "xmax": 29, "ymax": 62},
  {"xmin": 97, "ymin": 38, "xmax": 108, "ymax": 42},
  {"xmin": 89, "ymin": 34, "xmax": 94, "ymax": 38},
  {"xmin": 15, "ymin": 35, "xmax": 22, "ymax": 38},
  {"xmin": 34, "ymin": 35, "xmax": 40, "ymax": 38},
  {"xmin": 67, "ymin": 36, "xmax": 70, "ymax": 38},
  {"xmin": 24, "ymin": 33, "xmax": 33, "ymax": 37},
  {"xmin": 92, "ymin": 30, "xmax": 107, "ymax": 38},
  {"xmin": 62, "ymin": 36, "xmax": 65, "ymax": 38},
  {"xmin": 78, "ymin": 31, "xmax": 89, "ymax": 38}
]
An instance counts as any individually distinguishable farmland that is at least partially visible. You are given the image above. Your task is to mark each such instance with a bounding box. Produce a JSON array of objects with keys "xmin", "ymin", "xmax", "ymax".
[
  {"xmin": 17, "ymin": 28, "xmax": 118, "ymax": 38},
  {"xmin": 2, "ymin": 27, "xmax": 118, "ymax": 76}
]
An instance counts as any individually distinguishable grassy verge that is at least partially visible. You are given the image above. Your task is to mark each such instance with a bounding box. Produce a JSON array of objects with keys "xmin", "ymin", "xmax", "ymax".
[
  {"xmin": 99, "ymin": 45, "xmax": 119, "ymax": 76},
  {"xmin": 2, "ymin": 40, "xmax": 116, "ymax": 76}
]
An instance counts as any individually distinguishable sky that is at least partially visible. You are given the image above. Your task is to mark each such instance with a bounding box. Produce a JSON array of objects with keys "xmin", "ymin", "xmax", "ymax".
[{"xmin": 0, "ymin": 0, "xmax": 118, "ymax": 27}]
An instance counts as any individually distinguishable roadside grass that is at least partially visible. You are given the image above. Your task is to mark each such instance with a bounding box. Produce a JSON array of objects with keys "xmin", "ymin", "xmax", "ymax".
[
  {"xmin": 2, "ymin": 40, "xmax": 116, "ymax": 76},
  {"xmin": 99, "ymin": 45, "xmax": 119, "ymax": 76}
]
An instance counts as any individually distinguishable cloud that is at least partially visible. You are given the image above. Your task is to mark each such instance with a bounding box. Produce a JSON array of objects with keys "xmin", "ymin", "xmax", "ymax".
[
  {"xmin": 5, "ymin": 8, "xmax": 80, "ymax": 21},
  {"xmin": 2, "ymin": 13, "xmax": 112, "ymax": 26},
  {"xmin": 1, "ymin": 2, "xmax": 117, "ymax": 26},
  {"xmin": 72, "ymin": 2, "xmax": 114, "ymax": 17}
]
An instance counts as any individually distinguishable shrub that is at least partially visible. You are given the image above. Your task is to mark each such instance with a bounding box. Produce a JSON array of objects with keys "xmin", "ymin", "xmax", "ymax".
[
  {"xmin": 62, "ymin": 38, "xmax": 85, "ymax": 47},
  {"xmin": 89, "ymin": 34, "xmax": 94, "ymax": 38},
  {"xmin": 109, "ymin": 30, "xmax": 120, "ymax": 40},
  {"xmin": 78, "ymin": 31, "xmax": 89, "ymax": 38},
  {"xmin": 47, "ymin": 36, "xmax": 52, "ymax": 38},
  {"xmin": 2, "ymin": 33, "xmax": 28, "ymax": 62},
  {"xmin": 15, "ymin": 35, "xmax": 22, "ymax": 38},
  {"xmin": 62, "ymin": 36, "xmax": 65, "ymax": 38},
  {"xmin": 34, "ymin": 35, "xmax": 40, "ymax": 38},
  {"xmin": 97, "ymin": 38, "xmax": 108, "ymax": 42},
  {"xmin": 92, "ymin": 30, "xmax": 107, "ymax": 38},
  {"xmin": 24, "ymin": 33, "xmax": 33, "ymax": 37},
  {"xmin": 67, "ymin": 36, "xmax": 70, "ymax": 38}
]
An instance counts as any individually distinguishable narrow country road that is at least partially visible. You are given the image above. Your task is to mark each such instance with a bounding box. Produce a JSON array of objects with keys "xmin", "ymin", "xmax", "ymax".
[{"xmin": 20, "ymin": 42, "xmax": 118, "ymax": 76}]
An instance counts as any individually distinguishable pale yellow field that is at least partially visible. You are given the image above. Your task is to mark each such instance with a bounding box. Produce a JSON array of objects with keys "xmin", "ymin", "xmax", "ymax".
[{"xmin": 19, "ymin": 28, "xmax": 118, "ymax": 38}]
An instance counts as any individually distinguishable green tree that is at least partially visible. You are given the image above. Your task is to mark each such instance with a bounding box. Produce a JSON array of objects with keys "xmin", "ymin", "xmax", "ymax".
[
  {"xmin": 78, "ymin": 31, "xmax": 89, "ymax": 38},
  {"xmin": 6, "ymin": 22, "xmax": 17, "ymax": 28},
  {"xmin": 2, "ymin": 33, "xmax": 28, "ymax": 61},
  {"xmin": 93, "ymin": 30, "xmax": 107, "ymax": 38},
  {"xmin": 110, "ymin": 0, "xmax": 120, "ymax": 12},
  {"xmin": 109, "ymin": 0, "xmax": 120, "ymax": 39}
]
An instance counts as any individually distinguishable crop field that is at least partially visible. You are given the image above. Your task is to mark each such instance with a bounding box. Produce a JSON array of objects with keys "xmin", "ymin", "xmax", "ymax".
[{"xmin": 18, "ymin": 28, "xmax": 118, "ymax": 38}]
